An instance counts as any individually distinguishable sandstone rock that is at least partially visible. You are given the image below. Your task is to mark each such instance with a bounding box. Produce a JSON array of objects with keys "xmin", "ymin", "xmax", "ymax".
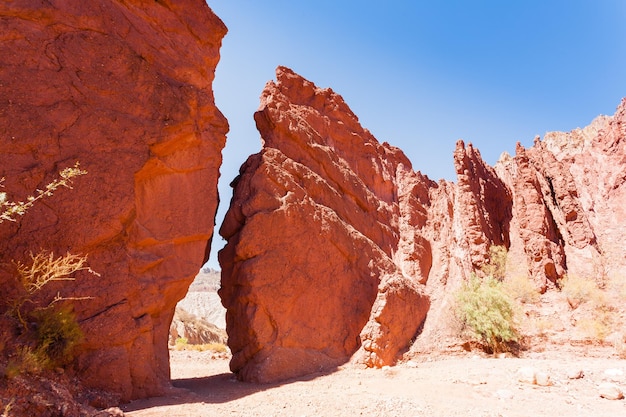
[
  {"xmin": 535, "ymin": 371, "xmax": 552, "ymax": 387},
  {"xmin": 599, "ymin": 382, "xmax": 624, "ymax": 400},
  {"xmin": 219, "ymin": 67, "xmax": 430, "ymax": 382},
  {"xmin": 93, "ymin": 407, "xmax": 125, "ymax": 417},
  {"xmin": 354, "ymin": 273, "xmax": 430, "ymax": 368},
  {"xmin": 494, "ymin": 389, "xmax": 514, "ymax": 400},
  {"xmin": 567, "ymin": 369, "xmax": 584, "ymax": 380},
  {"xmin": 0, "ymin": 0, "xmax": 227, "ymax": 401},
  {"xmin": 496, "ymin": 144, "xmax": 566, "ymax": 291},
  {"xmin": 516, "ymin": 366, "xmax": 552, "ymax": 386},
  {"xmin": 169, "ymin": 307, "xmax": 227, "ymax": 346},
  {"xmin": 453, "ymin": 140, "xmax": 512, "ymax": 270},
  {"xmin": 517, "ymin": 366, "xmax": 538, "ymax": 384}
]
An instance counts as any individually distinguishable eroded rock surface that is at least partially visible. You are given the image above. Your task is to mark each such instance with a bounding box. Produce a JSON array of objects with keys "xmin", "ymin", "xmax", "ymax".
[
  {"xmin": 219, "ymin": 67, "xmax": 429, "ymax": 382},
  {"xmin": 220, "ymin": 67, "xmax": 626, "ymax": 383},
  {"xmin": 0, "ymin": 0, "xmax": 227, "ymax": 401}
]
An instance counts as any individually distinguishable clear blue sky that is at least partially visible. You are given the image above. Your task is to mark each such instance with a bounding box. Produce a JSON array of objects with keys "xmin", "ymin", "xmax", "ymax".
[{"xmin": 205, "ymin": 0, "xmax": 626, "ymax": 269}]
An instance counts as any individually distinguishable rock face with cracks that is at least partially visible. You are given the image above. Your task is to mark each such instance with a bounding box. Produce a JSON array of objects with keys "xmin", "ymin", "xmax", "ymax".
[
  {"xmin": 220, "ymin": 67, "xmax": 626, "ymax": 383},
  {"xmin": 219, "ymin": 67, "xmax": 430, "ymax": 382},
  {"xmin": 0, "ymin": 0, "xmax": 227, "ymax": 401}
]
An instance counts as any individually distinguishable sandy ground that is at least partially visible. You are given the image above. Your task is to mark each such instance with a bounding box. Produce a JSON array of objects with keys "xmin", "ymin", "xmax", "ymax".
[{"xmin": 122, "ymin": 349, "xmax": 626, "ymax": 417}]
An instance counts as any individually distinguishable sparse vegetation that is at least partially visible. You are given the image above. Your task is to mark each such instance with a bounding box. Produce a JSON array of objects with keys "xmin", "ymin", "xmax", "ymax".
[
  {"xmin": 559, "ymin": 274, "xmax": 618, "ymax": 343},
  {"xmin": 504, "ymin": 274, "xmax": 541, "ymax": 304},
  {"xmin": 174, "ymin": 340, "xmax": 229, "ymax": 353},
  {"xmin": 175, "ymin": 337, "xmax": 189, "ymax": 349},
  {"xmin": 455, "ymin": 274, "xmax": 519, "ymax": 353},
  {"xmin": 614, "ymin": 334, "xmax": 626, "ymax": 359},
  {"xmin": 1, "ymin": 164, "xmax": 93, "ymax": 377},
  {"xmin": 481, "ymin": 245, "xmax": 508, "ymax": 280},
  {"xmin": 559, "ymin": 274, "xmax": 607, "ymax": 310},
  {"xmin": 4, "ymin": 346, "xmax": 49, "ymax": 379},
  {"xmin": 10, "ymin": 251, "xmax": 95, "ymax": 329},
  {"xmin": 0, "ymin": 162, "xmax": 86, "ymax": 223},
  {"xmin": 31, "ymin": 307, "xmax": 84, "ymax": 367},
  {"xmin": 607, "ymin": 273, "xmax": 626, "ymax": 301},
  {"xmin": 530, "ymin": 317, "xmax": 554, "ymax": 339}
]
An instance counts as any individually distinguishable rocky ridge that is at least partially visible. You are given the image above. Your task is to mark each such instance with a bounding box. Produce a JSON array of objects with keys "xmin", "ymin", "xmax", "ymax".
[{"xmin": 219, "ymin": 66, "xmax": 626, "ymax": 383}]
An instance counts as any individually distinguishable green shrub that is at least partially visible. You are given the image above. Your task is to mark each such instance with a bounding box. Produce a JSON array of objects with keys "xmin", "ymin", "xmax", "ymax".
[
  {"xmin": 4, "ymin": 346, "xmax": 49, "ymax": 379},
  {"xmin": 31, "ymin": 307, "xmax": 83, "ymax": 367},
  {"xmin": 1, "ymin": 163, "xmax": 92, "ymax": 375},
  {"xmin": 174, "ymin": 337, "xmax": 189, "ymax": 350},
  {"xmin": 456, "ymin": 274, "xmax": 519, "ymax": 353}
]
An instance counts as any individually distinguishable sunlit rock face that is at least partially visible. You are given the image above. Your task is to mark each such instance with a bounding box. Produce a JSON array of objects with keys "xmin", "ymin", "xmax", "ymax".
[
  {"xmin": 220, "ymin": 66, "xmax": 626, "ymax": 383},
  {"xmin": 219, "ymin": 67, "xmax": 430, "ymax": 382},
  {"xmin": 0, "ymin": 0, "xmax": 227, "ymax": 401}
]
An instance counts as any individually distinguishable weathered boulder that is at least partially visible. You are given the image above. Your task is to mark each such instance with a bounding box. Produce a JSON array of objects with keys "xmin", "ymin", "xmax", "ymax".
[
  {"xmin": 0, "ymin": 0, "xmax": 227, "ymax": 401},
  {"xmin": 219, "ymin": 67, "xmax": 429, "ymax": 382}
]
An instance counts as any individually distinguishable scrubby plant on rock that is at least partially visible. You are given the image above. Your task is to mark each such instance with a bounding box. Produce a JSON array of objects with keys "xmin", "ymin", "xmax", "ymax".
[{"xmin": 1, "ymin": 164, "xmax": 93, "ymax": 375}]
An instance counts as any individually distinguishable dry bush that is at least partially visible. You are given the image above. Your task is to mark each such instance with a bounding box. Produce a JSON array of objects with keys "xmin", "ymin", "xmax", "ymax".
[
  {"xmin": 481, "ymin": 245, "xmax": 507, "ymax": 280},
  {"xmin": 607, "ymin": 274, "xmax": 626, "ymax": 301},
  {"xmin": 1, "ymin": 400, "xmax": 13, "ymax": 417},
  {"xmin": 173, "ymin": 338, "xmax": 229, "ymax": 353},
  {"xmin": 559, "ymin": 275, "xmax": 608, "ymax": 310},
  {"xmin": 530, "ymin": 317, "xmax": 554, "ymax": 339},
  {"xmin": 504, "ymin": 275, "xmax": 541, "ymax": 304},
  {"xmin": 9, "ymin": 251, "xmax": 95, "ymax": 329},
  {"xmin": 3, "ymin": 346, "xmax": 49, "ymax": 379},
  {"xmin": 613, "ymin": 334, "xmax": 626, "ymax": 359},
  {"xmin": 0, "ymin": 162, "xmax": 86, "ymax": 223},
  {"xmin": 560, "ymin": 275, "xmax": 618, "ymax": 343},
  {"xmin": 1, "ymin": 163, "xmax": 93, "ymax": 376},
  {"xmin": 576, "ymin": 314, "xmax": 612, "ymax": 342}
]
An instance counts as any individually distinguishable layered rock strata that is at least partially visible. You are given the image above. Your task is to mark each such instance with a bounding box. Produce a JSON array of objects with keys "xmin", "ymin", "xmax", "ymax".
[
  {"xmin": 220, "ymin": 66, "xmax": 626, "ymax": 382},
  {"xmin": 0, "ymin": 0, "xmax": 227, "ymax": 401}
]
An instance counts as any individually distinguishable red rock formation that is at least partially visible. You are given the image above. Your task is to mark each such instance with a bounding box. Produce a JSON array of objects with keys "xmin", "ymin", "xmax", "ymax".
[
  {"xmin": 0, "ymin": 0, "xmax": 227, "ymax": 401},
  {"xmin": 219, "ymin": 67, "xmax": 429, "ymax": 382},
  {"xmin": 220, "ymin": 67, "xmax": 626, "ymax": 382},
  {"xmin": 495, "ymin": 144, "xmax": 566, "ymax": 291},
  {"xmin": 453, "ymin": 140, "xmax": 513, "ymax": 270}
]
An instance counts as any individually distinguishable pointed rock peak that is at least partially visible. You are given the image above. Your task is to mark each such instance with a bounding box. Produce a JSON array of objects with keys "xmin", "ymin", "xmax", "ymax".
[{"xmin": 268, "ymin": 65, "xmax": 323, "ymax": 106}]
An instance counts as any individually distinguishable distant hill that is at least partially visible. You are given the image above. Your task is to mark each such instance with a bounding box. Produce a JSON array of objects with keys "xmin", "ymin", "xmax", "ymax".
[{"xmin": 175, "ymin": 268, "xmax": 226, "ymax": 330}]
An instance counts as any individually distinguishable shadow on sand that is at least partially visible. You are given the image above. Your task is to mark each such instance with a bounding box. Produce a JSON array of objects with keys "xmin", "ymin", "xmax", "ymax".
[{"xmin": 122, "ymin": 368, "xmax": 337, "ymax": 412}]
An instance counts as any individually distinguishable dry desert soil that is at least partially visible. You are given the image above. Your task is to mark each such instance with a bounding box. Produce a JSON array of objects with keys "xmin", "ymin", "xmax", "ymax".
[{"xmin": 122, "ymin": 348, "xmax": 626, "ymax": 417}]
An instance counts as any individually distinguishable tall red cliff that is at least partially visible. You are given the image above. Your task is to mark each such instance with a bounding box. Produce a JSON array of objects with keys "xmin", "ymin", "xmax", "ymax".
[
  {"xmin": 219, "ymin": 67, "xmax": 626, "ymax": 382},
  {"xmin": 219, "ymin": 67, "xmax": 429, "ymax": 381},
  {"xmin": 0, "ymin": 0, "xmax": 227, "ymax": 401}
]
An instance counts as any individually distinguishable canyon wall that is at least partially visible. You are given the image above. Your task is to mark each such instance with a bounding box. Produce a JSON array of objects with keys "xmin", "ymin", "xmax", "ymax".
[
  {"xmin": 0, "ymin": 0, "xmax": 227, "ymax": 401},
  {"xmin": 219, "ymin": 67, "xmax": 626, "ymax": 382}
]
